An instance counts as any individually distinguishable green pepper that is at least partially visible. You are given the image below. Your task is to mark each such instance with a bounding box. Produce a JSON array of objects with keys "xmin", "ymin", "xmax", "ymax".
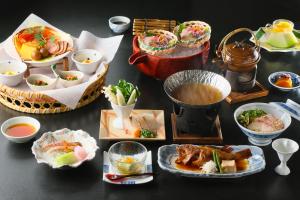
[{"xmin": 215, "ymin": 151, "xmax": 223, "ymax": 173}]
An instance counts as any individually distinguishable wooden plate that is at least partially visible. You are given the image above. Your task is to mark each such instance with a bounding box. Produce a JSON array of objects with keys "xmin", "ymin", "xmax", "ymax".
[{"xmin": 99, "ymin": 109, "xmax": 166, "ymax": 141}]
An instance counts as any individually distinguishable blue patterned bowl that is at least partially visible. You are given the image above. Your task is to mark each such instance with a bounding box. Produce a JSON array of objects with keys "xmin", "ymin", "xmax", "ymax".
[
  {"xmin": 268, "ymin": 71, "xmax": 300, "ymax": 92},
  {"xmin": 234, "ymin": 103, "xmax": 291, "ymax": 146},
  {"xmin": 157, "ymin": 144, "xmax": 265, "ymax": 178}
]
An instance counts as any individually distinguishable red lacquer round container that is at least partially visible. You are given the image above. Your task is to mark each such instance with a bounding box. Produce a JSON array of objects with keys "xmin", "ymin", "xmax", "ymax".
[{"xmin": 128, "ymin": 36, "xmax": 210, "ymax": 80}]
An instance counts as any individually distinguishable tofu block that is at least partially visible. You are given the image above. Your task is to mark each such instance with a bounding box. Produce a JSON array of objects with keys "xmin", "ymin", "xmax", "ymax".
[{"xmin": 221, "ymin": 160, "xmax": 237, "ymax": 173}]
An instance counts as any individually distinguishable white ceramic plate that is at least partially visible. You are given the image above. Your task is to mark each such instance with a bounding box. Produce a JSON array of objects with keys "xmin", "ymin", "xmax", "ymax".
[{"xmin": 32, "ymin": 128, "xmax": 98, "ymax": 169}]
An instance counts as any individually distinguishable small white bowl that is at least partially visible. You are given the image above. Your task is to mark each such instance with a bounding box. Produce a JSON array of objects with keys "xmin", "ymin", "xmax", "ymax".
[
  {"xmin": 26, "ymin": 74, "xmax": 58, "ymax": 91},
  {"xmin": 109, "ymin": 16, "xmax": 130, "ymax": 34},
  {"xmin": 71, "ymin": 49, "xmax": 102, "ymax": 74},
  {"xmin": 0, "ymin": 60, "xmax": 27, "ymax": 86},
  {"xmin": 1, "ymin": 116, "xmax": 40, "ymax": 143},
  {"xmin": 59, "ymin": 70, "xmax": 84, "ymax": 87},
  {"xmin": 234, "ymin": 103, "xmax": 291, "ymax": 146}
]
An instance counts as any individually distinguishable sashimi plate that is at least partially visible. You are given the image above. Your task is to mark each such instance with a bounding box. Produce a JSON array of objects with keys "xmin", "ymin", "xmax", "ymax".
[{"xmin": 158, "ymin": 144, "xmax": 265, "ymax": 178}]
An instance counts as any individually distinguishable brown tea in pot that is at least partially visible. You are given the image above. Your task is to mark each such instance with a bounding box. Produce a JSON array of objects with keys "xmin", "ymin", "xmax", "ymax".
[{"xmin": 216, "ymin": 28, "xmax": 261, "ymax": 92}]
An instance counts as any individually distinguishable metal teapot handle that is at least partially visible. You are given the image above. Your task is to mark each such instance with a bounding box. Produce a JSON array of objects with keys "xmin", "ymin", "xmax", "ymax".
[{"xmin": 216, "ymin": 28, "xmax": 260, "ymax": 58}]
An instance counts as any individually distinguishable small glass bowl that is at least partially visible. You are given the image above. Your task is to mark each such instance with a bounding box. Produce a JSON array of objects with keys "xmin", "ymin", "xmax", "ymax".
[{"xmin": 108, "ymin": 141, "xmax": 147, "ymax": 175}]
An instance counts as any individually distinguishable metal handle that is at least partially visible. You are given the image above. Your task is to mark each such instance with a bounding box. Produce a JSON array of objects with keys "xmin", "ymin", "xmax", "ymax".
[{"xmin": 216, "ymin": 28, "xmax": 260, "ymax": 58}]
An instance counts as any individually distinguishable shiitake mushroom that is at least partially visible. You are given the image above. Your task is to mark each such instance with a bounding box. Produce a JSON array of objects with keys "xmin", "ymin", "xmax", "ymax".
[
  {"xmin": 31, "ymin": 48, "xmax": 50, "ymax": 60},
  {"xmin": 31, "ymin": 50, "xmax": 42, "ymax": 60},
  {"xmin": 40, "ymin": 47, "xmax": 49, "ymax": 57}
]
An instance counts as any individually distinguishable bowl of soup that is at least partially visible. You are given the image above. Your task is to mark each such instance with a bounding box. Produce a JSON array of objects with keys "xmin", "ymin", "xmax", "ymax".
[
  {"xmin": 164, "ymin": 70, "xmax": 231, "ymax": 134},
  {"xmin": 1, "ymin": 116, "xmax": 40, "ymax": 143}
]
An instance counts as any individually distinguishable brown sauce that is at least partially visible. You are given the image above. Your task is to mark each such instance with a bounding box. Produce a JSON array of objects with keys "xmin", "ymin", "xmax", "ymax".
[
  {"xmin": 175, "ymin": 159, "xmax": 249, "ymax": 172},
  {"xmin": 112, "ymin": 21, "xmax": 127, "ymax": 25}
]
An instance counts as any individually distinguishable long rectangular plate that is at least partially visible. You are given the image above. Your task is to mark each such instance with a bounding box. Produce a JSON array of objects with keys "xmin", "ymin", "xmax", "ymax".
[
  {"xmin": 99, "ymin": 109, "xmax": 166, "ymax": 141},
  {"xmin": 158, "ymin": 144, "xmax": 265, "ymax": 178}
]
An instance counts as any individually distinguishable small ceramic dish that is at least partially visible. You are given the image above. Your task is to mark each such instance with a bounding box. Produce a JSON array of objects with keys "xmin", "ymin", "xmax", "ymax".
[
  {"xmin": 109, "ymin": 16, "xmax": 131, "ymax": 34},
  {"xmin": 1, "ymin": 116, "xmax": 40, "ymax": 143},
  {"xmin": 234, "ymin": 103, "xmax": 291, "ymax": 146},
  {"xmin": 71, "ymin": 49, "xmax": 102, "ymax": 74},
  {"xmin": 31, "ymin": 128, "xmax": 99, "ymax": 169},
  {"xmin": 108, "ymin": 141, "xmax": 147, "ymax": 175},
  {"xmin": 268, "ymin": 71, "xmax": 300, "ymax": 92},
  {"xmin": 59, "ymin": 70, "xmax": 84, "ymax": 87},
  {"xmin": 0, "ymin": 60, "xmax": 27, "ymax": 86},
  {"xmin": 51, "ymin": 64, "xmax": 84, "ymax": 87},
  {"xmin": 26, "ymin": 74, "xmax": 58, "ymax": 91}
]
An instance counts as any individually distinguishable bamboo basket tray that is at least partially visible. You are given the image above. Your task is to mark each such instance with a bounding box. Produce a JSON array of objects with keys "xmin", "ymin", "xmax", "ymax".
[
  {"xmin": 0, "ymin": 64, "xmax": 109, "ymax": 114},
  {"xmin": 133, "ymin": 19, "xmax": 176, "ymax": 35}
]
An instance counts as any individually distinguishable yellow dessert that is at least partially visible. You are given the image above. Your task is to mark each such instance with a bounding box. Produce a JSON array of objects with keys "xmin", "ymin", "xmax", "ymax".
[
  {"xmin": 81, "ymin": 58, "xmax": 93, "ymax": 64},
  {"xmin": 272, "ymin": 21, "xmax": 293, "ymax": 32}
]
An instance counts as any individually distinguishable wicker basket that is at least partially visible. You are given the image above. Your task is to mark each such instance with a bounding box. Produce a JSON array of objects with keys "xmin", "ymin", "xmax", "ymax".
[{"xmin": 0, "ymin": 64, "xmax": 109, "ymax": 114}]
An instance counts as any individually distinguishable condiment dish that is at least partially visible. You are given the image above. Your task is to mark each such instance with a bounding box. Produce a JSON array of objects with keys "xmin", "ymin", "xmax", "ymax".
[
  {"xmin": 26, "ymin": 74, "xmax": 58, "ymax": 91},
  {"xmin": 51, "ymin": 65, "xmax": 84, "ymax": 87},
  {"xmin": 109, "ymin": 16, "xmax": 130, "ymax": 34},
  {"xmin": 71, "ymin": 49, "xmax": 102, "ymax": 74},
  {"xmin": 0, "ymin": 60, "xmax": 27, "ymax": 87},
  {"xmin": 1, "ymin": 116, "xmax": 40, "ymax": 143}
]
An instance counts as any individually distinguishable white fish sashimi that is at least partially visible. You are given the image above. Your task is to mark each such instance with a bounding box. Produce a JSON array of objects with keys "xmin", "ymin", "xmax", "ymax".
[{"xmin": 247, "ymin": 114, "xmax": 284, "ymax": 132}]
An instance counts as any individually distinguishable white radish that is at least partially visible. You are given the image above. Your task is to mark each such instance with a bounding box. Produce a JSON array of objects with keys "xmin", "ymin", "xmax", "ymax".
[
  {"xmin": 116, "ymin": 88, "xmax": 126, "ymax": 106},
  {"xmin": 127, "ymin": 89, "xmax": 137, "ymax": 105}
]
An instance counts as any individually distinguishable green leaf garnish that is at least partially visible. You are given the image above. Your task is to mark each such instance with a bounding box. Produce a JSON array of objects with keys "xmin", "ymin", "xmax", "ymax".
[
  {"xmin": 237, "ymin": 109, "xmax": 267, "ymax": 127},
  {"xmin": 255, "ymin": 28, "xmax": 265, "ymax": 40},
  {"xmin": 145, "ymin": 32, "xmax": 155, "ymax": 37},
  {"xmin": 111, "ymin": 80, "xmax": 141, "ymax": 103},
  {"xmin": 50, "ymin": 35, "xmax": 56, "ymax": 43},
  {"xmin": 177, "ymin": 23, "xmax": 186, "ymax": 38},
  {"xmin": 141, "ymin": 129, "xmax": 156, "ymax": 138},
  {"xmin": 34, "ymin": 33, "xmax": 46, "ymax": 47},
  {"xmin": 293, "ymin": 30, "xmax": 300, "ymax": 39}
]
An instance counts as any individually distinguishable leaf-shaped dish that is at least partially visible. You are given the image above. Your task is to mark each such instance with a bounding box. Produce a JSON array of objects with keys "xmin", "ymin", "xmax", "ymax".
[{"xmin": 32, "ymin": 128, "xmax": 98, "ymax": 169}]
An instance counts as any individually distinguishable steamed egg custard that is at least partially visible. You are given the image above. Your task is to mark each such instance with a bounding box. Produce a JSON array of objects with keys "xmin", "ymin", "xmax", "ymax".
[{"xmin": 2, "ymin": 71, "xmax": 18, "ymax": 76}]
